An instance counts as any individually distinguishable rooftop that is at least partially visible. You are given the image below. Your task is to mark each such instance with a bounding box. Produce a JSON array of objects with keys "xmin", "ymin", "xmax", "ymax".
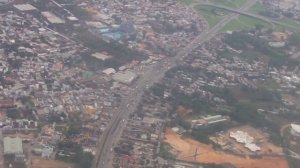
[
  {"xmin": 291, "ymin": 124, "xmax": 300, "ymax": 133},
  {"xmin": 41, "ymin": 11, "xmax": 65, "ymax": 24},
  {"xmin": 14, "ymin": 4, "xmax": 37, "ymax": 11},
  {"xmin": 112, "ymin": 71, "xmax": 137, "ymax": 85},
  {"xmin": 91, "ymin": 52, "xmax": 112, "ymax": 61},
  {"xmin": 3, "ymin": 137, "xmax": 23, "ymax": 154}
]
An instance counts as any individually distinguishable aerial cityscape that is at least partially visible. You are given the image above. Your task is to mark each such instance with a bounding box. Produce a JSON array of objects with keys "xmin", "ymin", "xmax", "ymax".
[{"xmin": 0, "ymin": 0, "xmax": 299, "ymax": 168}]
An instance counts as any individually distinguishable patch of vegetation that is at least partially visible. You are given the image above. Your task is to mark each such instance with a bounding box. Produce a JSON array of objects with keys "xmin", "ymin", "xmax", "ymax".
[
  {"xmin": 56, "ymin": 141, "xmax": 94, "ymax": 168},
  {"xmin": 151, "ymin": 83, "xmax": 166, "ymax": 98},
  {"xmin": 191, "ymin": 122, "xmax": 234, "ymax": 144},
  {"xmin": 221, "ymin": 15, "xmax": 272, "ymax": 32},
  {"xmin": 287, "ymin": 156, "xmax": 300, "ymax": 168},
  {"xmin": 248, "ymin": 2, "xmax": 300, "ymax": 32},
  {"xmin": 76, "ymin": 30, "xmax": 147, "ymax": 70},
  {"xmin": 248, "ymin": 1, "xmax": 266, "ymax": 14},
  {"xmin": 180, "ymin": 0, "xmax": 194, "ymax": 5},
  {"xmin": 224, "ymin": 31, "xmax": 300, "ymax": 67},
  {"xmin": 194, "ymin": 5, "xmax": 225, "ymax": 27},
  {"xmin": 211, "ymin": 0, "xmax": 247, "ymax": 8},
  {"xmin": 289, "ymin": 32, "xmax": 300, "ymax": 47},
  {"xmin": 159, "ymin": 143, "xmax": 176, "ymax": 159},
  {"xmin": 170, "ymin": 89, "xmax": 213, "ymax": 114},
  {"xmin": 114, "ymin": 142, "xmax": 134, "ymax": 155},
  {"xmin": 66, "ymin": 5, "xmax": 91, "ymax": 20}
]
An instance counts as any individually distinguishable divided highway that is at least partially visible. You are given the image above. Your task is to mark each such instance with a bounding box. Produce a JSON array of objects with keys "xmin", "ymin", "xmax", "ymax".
[{"xmin": 93, "ymin": 1, "xmax": 258, "ymax": 167}]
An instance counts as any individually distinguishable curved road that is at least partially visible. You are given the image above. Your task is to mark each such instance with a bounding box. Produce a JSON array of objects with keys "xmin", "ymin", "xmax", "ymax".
[
  {"xmin": 93, "ymin": 0, "xmax": 258, "ymax": 167},
  {"xmin": 191, "ymin": 1, "xmax": 300, "ymax": 30}
]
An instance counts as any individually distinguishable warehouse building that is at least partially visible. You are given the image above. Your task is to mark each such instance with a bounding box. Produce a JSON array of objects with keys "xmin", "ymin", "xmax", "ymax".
[
  {"xmin": 14, "ymin": 4, "xmax": 37, "ymax": 12},
  {"xmin": 3, "ymin": 137, "xmax": 23, "ymax": 155}
]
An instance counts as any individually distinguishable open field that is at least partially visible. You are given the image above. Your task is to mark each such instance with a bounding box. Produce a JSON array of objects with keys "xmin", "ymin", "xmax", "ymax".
[
  {"xmin": 164, "ymin": 128, "xmax": 289, "ymax": 168},
  {"xmin": 221, "ymin": 15, "xmax": 272, "ymax": 32},
  {"xmin": 248, "ymin": 1, "xmax": 265, "ymax": 15},
  {"xmin": 31, "ymin": 158, "xmax": 74, "ymax": 168},
  {"xmin": 180, "ymin": 0, "xmax": 194, "ymax": 5},
  {"xmin": 248, "ymin": 1, "xmax": 300, "ymax": 32},
  {"xmin": 194, "ymin": 5, "xmax": 225, "ymax": 27},
  {"xmin": 211, "ymin": 0, "xmax": 247, "ymax": 8}
]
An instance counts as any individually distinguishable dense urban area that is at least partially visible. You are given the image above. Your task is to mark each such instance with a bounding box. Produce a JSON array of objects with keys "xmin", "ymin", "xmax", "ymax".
[{"xmin": 0, "ymin": 0, "xmax": 299, "ymax": 168}]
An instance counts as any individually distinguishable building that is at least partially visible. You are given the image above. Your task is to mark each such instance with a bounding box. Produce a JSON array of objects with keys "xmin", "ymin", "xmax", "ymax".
[
  {"xmin": 291, "ymin": 124, "xmax": 300, "ymax": 137},
  {"xmin": 14, "ymin": 4, "xmax": 37, "ymax": 12},
  {"xmin": 112, "ymin": 71, "xmax": 137, "ymax": 85},
  {"xmin": 41, "ymin": 11, "xmax": 65, "ymax": 24},
  {"xmin": 192, "ymin": 115, "xmax": 230, "ymax": 128},
  {"xmin": 3, "ymin": 137, "xmax": 23, "ymax": 155},
  {"xmin": 203, "ymin": 115, "xmax": 229, "ymax": 124},
  {"xmin": 229, "ymin": 131, "xmax": 261, "ymax": 152},
  {"xmin": 91, "ymin": 52, "xmax": 112, "ymax": 61},
  {"xmin": 0, "ymin": 99, "xmax": 15, "ymax": 108},
  {"xmin": 103, "ymin": 68, "xmax": 116, "ymax": 75}
]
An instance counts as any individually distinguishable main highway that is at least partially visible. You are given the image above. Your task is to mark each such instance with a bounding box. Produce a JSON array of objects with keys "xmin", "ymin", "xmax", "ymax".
[{"xmin": 93, "ymin": 0, "xmax": 258, "ymax": 167}]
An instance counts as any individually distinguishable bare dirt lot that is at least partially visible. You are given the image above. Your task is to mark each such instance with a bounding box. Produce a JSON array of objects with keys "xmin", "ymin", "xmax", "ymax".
[
  {"xmin": 164, "ymin": 129, "xmax": 289, "ymax": 168},
  {"xmin": 31, "ymin": 158, "xmax": 74, "ymax": 168}
]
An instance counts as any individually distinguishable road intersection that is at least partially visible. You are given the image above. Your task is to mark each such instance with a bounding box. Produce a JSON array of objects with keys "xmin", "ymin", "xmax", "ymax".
[{"xmin": 93, "ymin": 1, "xmax": 258, "ymax": 167}]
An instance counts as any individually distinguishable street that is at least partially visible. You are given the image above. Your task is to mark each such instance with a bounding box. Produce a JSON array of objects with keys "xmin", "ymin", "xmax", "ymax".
[{"xmin": 93, "ymin": 0, "xmax": 258, "ymax": 167}]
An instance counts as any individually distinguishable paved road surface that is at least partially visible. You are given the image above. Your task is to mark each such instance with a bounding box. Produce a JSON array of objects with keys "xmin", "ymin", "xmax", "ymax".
[
  {"xmin": 0, "ymin": 129, "xmax": 4, "ymax": 168},
  {"xmin": 191, "ymin": 1, "xmax": 300, "ymax": 30},
  {"xmin": 93, "ymin": 0, "xmax": 257, "ymax": 167}
]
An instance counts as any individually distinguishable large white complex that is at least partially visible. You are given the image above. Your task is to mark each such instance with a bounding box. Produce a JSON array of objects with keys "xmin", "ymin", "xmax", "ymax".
[
  {"xmin": 291, "ymin": 124, "xmax": 300, "ymax": 137},
  {"xmin": 230, "ymin": 131, "xmax": 261, "ymax": 152}
]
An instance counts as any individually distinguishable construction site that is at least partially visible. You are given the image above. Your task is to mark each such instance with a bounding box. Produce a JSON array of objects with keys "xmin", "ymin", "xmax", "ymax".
[{"xmin": 164, "ymin": 128, "xmax": 289, "ymax": 168}]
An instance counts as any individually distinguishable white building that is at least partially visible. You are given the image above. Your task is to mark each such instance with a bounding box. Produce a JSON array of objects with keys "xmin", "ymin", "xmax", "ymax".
[
  {"xmin": 291, "ymin": 124, "xmax": 300, "ymax": 137},
  {"xmin": 230, "ymin": 130, "xmax": 261, "ymax": 152},
  {"xmin": 3, "ymin": 137, "xmax": 23, "ymax": 155},
  {"xmin": 112, "ymin": 71, "xmax": 137, "ymax": 85}
]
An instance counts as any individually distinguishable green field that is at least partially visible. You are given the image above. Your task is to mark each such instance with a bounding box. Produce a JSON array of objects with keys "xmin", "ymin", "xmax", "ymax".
[
  {"xmin": 194, "ymin": 5, "xmax": 225, "ymax": 27},
  {"xmin": 211, "ymin": 0, "xmax": 247, "ymax": 8},
  {"xmin": 180, "ymin": 0, "xmax": 194, "ymax": 5},
  {"xmin": 248, "ymin": 1, "xmax": 265, "ymax": 14},
  {"xmin": 221, "ymin": 15, "xmax": 272, "ymax": 32},
  {"xmin": 248, "ymin": 1, "xmax": 300, "ymax": 32}
]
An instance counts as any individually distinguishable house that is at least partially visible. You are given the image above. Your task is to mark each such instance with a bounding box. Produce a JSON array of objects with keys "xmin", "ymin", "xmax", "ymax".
[{"xmin": 0, "ymin": 99, "xmax": 16, "ymax": 108}]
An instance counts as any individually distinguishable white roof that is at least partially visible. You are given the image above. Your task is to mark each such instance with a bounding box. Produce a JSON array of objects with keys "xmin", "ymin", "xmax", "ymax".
[
  {"xmin": 3, "ymin": 137, "xmax": 23, "ymax": 154},
  {"xmin": 41, "ymin": 11, "xmax": 65, "ymax": 24},
  {"xmin": 91, "ymin": 52, "xmax": 112, "ymax": 61},
  {"xmin": 291, "ymin": 124, "xmax": 300, "ymax": 133},
  {"xmin": 112, "ymin": 71, "xmax": 137, "ymax": 84},
  {"xmin": 245, "ymin": 143, "xmax": 261, "ymax": 152},
  {"xmin": 67, "ymin": 16, "xmax": 79, "ymax": 21},
  {"xmin": 102, "ymin": 68, "xmax": 116, "ymax": 75},
  {"xmin": 14, "ymin": 4, "xmax": 37, "ymax": 11}
]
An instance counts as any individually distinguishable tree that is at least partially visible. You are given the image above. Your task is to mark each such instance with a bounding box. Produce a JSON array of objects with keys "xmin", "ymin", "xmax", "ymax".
[
  {"xmin": 290, "ymin": 33, "xmax": 300, "ymax": 47},
  {"xmin": 6, "ymin": 108, "xmax": 21, "ymax": 119},
  {"xmin": 66, "ymin": 122, "xmax": 81, "ymax": 136}
]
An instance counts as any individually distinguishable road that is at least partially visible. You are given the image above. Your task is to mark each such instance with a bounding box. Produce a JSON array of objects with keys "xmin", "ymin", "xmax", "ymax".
[
  {"xmin": 191, "ymin": 1, "xmax": 300, "ymax": 31},
  {"xmin": 0, "ymin": 129, "xmax": 4, "ymax": 168},
  {"xmin": 93, "ymin": 0, "xmax": 258, "ymax": 167}
]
